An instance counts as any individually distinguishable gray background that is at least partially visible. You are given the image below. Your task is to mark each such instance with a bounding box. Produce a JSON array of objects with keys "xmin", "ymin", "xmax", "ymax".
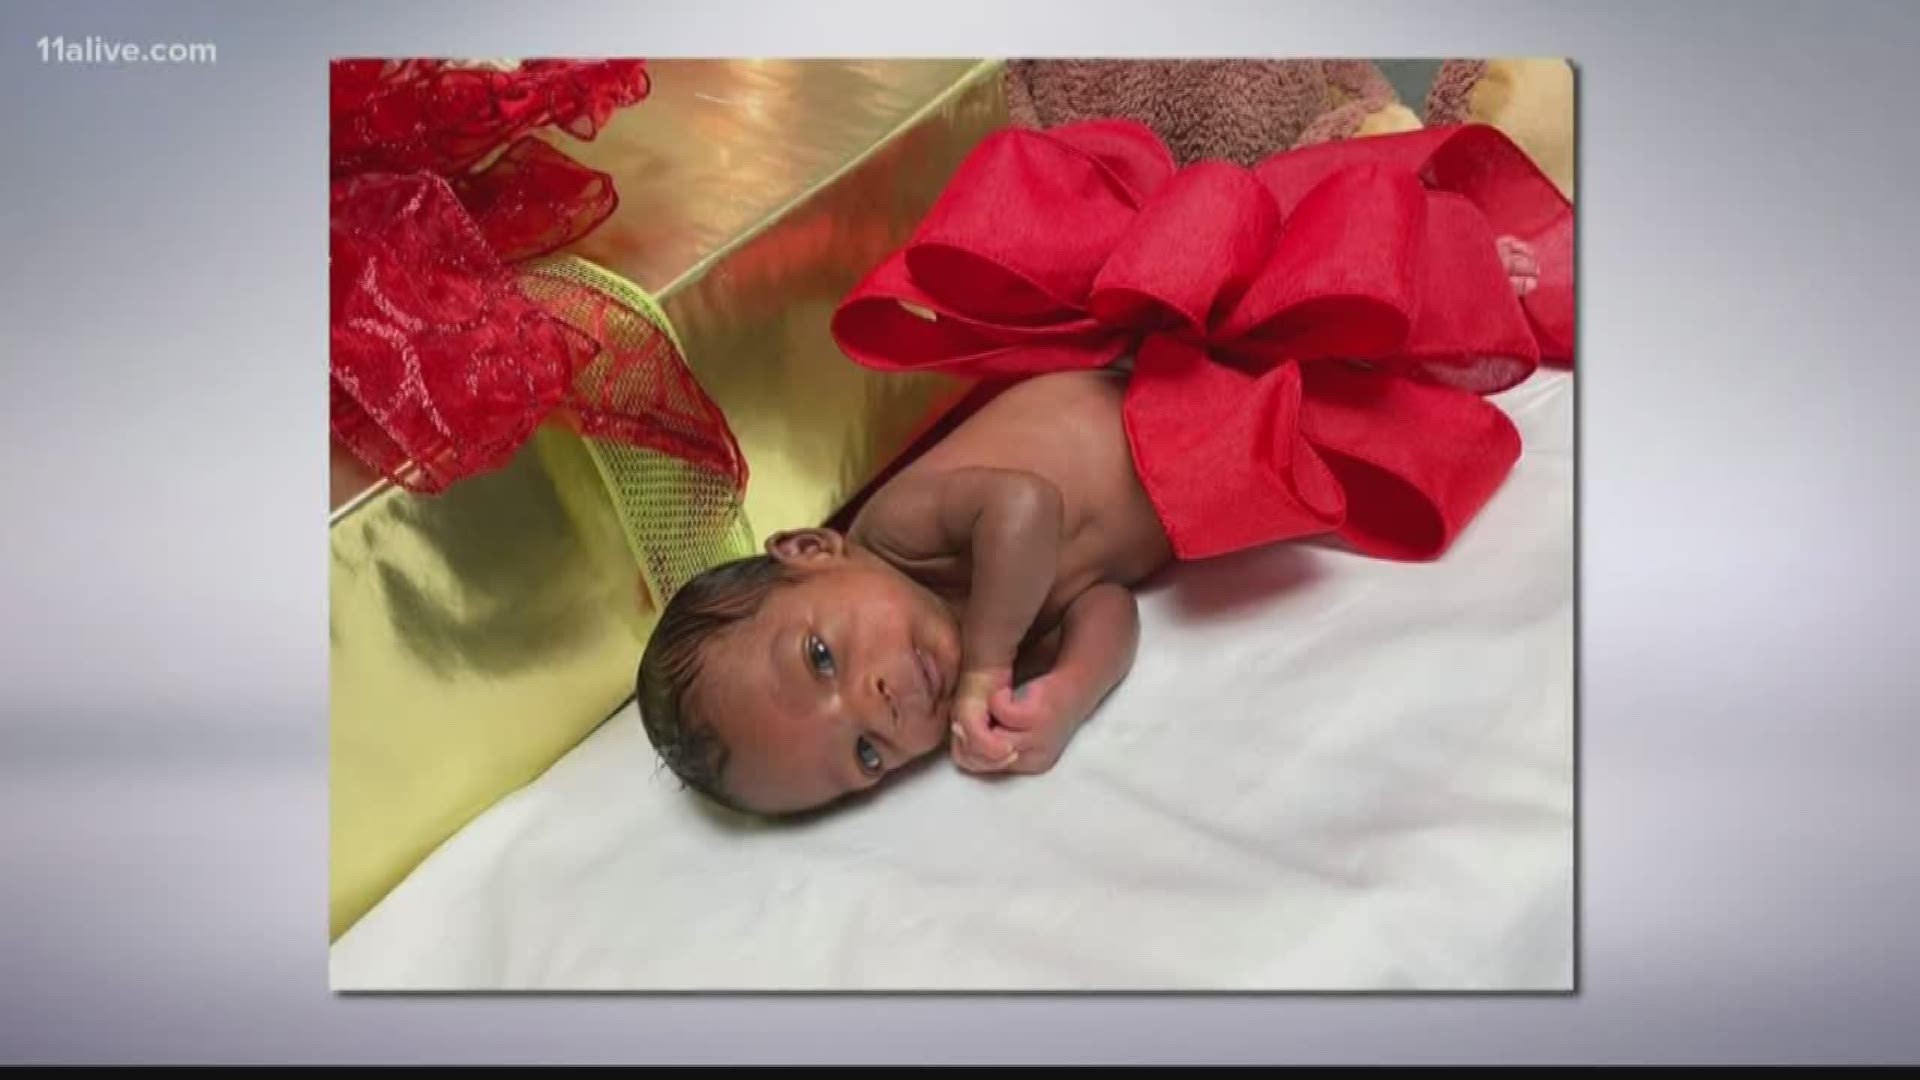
[
  {"xmin": 2, "ymin": 0, "xmax": 1917, "ymax": 1065},
  {"xmin": 1380, "ymin": 58, "xmax": 1444, "ymax": 110}
]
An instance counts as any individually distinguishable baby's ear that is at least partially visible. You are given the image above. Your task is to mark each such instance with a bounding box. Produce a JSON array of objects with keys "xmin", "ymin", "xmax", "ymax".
[{"xmin": 764, "ymin": 527, "xmax": 846, "ymax": 566}]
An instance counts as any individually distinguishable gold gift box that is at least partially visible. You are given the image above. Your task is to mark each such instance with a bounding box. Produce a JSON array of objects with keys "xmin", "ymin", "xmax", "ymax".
[{"xmin": 329, "ymin": 59, "xmax": 1007, "ymax": 939}]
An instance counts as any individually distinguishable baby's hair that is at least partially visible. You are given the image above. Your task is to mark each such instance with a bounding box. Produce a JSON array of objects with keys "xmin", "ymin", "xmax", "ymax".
[{"xmin": 634, "ymin": 552, "xmax": 801, "ymax": 812}]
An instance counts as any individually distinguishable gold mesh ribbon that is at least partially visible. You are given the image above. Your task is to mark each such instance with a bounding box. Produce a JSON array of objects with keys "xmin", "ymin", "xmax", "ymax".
[{"xmin": 514, "ymin": 254, "xmax": 757, "ymax": 608}]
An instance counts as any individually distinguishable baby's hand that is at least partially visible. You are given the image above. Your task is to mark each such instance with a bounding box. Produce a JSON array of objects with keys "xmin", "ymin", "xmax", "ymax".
[
  {"xmin": 948, "ymin": 667, "xmax": 1018, "ymax": 773},
  {"xmin": 971, "ymin": 671, "xmax": 1088, "ymax": 776}
]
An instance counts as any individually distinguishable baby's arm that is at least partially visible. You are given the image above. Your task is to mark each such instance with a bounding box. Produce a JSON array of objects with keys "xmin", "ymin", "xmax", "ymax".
[
  {"xmin": 856, "ymin": 466, "xmax": 1064, "ymax": 762},
  {"xmin": 966, "ymin": 582, "xmax": 1140, "ymax": 775},
  {"xmin": 945, "ymin": 469, "xmax": 1065, "ymax": 695}
]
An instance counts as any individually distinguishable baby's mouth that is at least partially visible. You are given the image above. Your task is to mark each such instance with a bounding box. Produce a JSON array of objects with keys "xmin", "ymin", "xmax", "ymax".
[{"xmin": 913, "ymin": 646, "xmax": 943, "ymax": 705}]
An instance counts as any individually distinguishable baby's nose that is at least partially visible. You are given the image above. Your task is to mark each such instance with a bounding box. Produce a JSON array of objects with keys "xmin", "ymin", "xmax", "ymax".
[{"xmin": 869, "ymin": 673, "xmax": 900, "ymax": 726}]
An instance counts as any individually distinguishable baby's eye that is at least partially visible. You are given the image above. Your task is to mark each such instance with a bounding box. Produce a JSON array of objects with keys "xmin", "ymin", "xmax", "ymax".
[
  {"xmin": 806, "ymin": 633, "xmax": 835, "ymax": 677},
  {"xmin": 854, "ymin": 735, "xmax": 883, "ymax": 777}
]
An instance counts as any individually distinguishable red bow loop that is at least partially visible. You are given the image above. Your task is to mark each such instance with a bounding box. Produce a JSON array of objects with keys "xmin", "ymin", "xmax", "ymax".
[
  {"xmin": 830, "ymin": 123, "xmax": 1178, "ymax": 379},
  {"xmin": 903, "ymin": 125, "xmax": 1165, "ymax": 323},
  {"xmin": 1217, "ymin": 163, "xmax": 1426, "ymax": 364},
  {"xmin": 1088, "ymin": 161, "xmax": 1281, "ymax": 341}
]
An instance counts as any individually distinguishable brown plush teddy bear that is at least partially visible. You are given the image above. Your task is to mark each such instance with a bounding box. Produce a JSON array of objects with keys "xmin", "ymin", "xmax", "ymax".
[
  {"xmin": 1000, "ymin": 57, "xmax": 1575, "ymax": 205},
  {"xmin": 1002, "ymin": 59, "xmax": 1421, "ymax": 166}
]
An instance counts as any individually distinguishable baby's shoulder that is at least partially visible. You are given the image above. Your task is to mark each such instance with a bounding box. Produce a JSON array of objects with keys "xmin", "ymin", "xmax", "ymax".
[
  {"xmin": 993, "ymin": 368, "xmax": 1130, "ymax": 414},
  {"xmin": 866, "ymin": 368, "xmax": 1135, "ymax": 535}
]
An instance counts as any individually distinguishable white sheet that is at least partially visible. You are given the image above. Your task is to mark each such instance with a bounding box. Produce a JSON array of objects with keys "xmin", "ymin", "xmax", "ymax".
[{"xmin": 331, "ymin": 370, "xmax": 1573, "ymax": 992}]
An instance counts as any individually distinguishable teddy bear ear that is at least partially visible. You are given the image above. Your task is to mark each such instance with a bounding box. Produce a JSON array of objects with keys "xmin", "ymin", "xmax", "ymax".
[
  {"xmin": 1290, "ymin": 60, "xmax": 1427, "ymax": 149},
  {"xmin": 1426, "ymin": 58, "xmax": 1576, "ymax": 201}
]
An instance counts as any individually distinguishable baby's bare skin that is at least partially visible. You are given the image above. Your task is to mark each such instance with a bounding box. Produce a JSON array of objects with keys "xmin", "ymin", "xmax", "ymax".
[{"xmin": 849, "ymin": 368, "xmax": 1173, "ymax": 775}]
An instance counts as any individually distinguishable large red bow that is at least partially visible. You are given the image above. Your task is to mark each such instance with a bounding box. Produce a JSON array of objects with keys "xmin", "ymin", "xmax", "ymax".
[{"xmin": 831, "ymin": 120, "xmax": 1573, "ymax": 561}]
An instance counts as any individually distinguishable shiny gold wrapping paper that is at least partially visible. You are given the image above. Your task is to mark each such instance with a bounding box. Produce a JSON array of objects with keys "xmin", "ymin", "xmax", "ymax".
[
  {"xmin": 560, "ymin": 59, "xmax": 1000, "ymax": 541},
  {"xmin": 330, "ymin": 59, "xmax": 1006, "ymax": 940}
]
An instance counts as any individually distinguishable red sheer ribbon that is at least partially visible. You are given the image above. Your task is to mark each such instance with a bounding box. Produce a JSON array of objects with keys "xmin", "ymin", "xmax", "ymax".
[
  {"xmin": 329, "ymin": 59, "xmax": 744, "ymax": 496},
  {"xmin": 330, "ymin": 59, "xmax": 655, "ymax": 179},
  {"xmin": 832, "ymin": 120, "xmax": 1574, "ymax": 561}
]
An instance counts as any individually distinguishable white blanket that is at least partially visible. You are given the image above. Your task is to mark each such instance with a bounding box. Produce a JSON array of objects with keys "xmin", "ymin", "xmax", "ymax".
[{"xmin": 331, "ymin": 369, "xmax": 1573, "ymax": 992}]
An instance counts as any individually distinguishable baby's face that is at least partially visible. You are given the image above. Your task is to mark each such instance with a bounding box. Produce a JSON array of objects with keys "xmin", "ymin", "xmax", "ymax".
[{"xmin": 697, "ymin": 545, "xmax": 961, "ymax": 814}]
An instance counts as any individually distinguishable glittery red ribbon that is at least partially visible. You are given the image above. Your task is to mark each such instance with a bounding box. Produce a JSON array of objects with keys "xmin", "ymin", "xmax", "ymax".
[{"xmin": 329, "ymin": 59, "xmax": 744, "ymax": 495}]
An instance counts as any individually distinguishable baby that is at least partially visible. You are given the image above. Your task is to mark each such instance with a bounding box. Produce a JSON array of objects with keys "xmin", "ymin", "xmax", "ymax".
[
  {"xmin": 636, "ymin": 365, "xmax": 1168, "ymax": 816},
  {"xmin": 635, "ymin": 237, "xmax": 1542, "ymax": 817}
]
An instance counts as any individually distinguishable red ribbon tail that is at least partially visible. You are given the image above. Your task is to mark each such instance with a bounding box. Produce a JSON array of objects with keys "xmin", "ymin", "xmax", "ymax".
[
  {"xmin": 1299, "ymin": 363, "xmax": 1522, "ymax": 561},
  {"xmin": 1124, "ymin": 338, "xmax": 1345, "ymax": 561}
]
